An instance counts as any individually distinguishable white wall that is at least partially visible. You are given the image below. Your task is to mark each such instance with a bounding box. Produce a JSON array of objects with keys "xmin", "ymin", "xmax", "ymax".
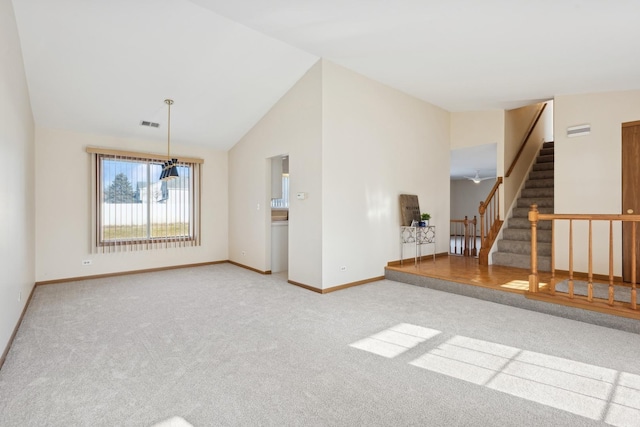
[
  {"xmin": 554, "ymin": 90, "xmax": 640, "ymax": 275},
  {"xmin": 450, "ymin": 110, "xmax": 505, "ymax": 215},
  {"xmin": 322, "ymin": 61, "xmax": 450, "ymax": 288},
  {"xmin": 450, "ymin": 110, "xmax": 504, "ymax": 150},
  {"xmin": 1, "ymin": 0, "xmax": 35, "ymax": 355},
  {"xmin": 450, "ymin": 179, "xmax": 495, "ymax": 221},
  {"xmin": 228, "ymin": 61, "xmax": 323, "ymax": 287},
  {"xmin": 35, "ymin": 127, "xmax": 228, "ymax": 281},
  {"xmin": 228, "ymin": 60, "xmax": 451, "ymax": 290}
]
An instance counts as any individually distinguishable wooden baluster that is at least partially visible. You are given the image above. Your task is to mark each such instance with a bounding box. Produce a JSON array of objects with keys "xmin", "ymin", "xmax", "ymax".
[
  {"xmin": 487, "ymin": 199, "xmax": 494, "ymax": 240},
  {"xmin": 472, "ymin": 216, "xmax": 478, "ymax": 256},
  {"xmin": 608, "ymin": 220, "xmax": 614, "ymax": 306},
  {"xmin": 587, "ymin": 220, "xmax": 593, "ymax": 302},
  {"xmin": 453, "ymin": 220, "xmax": 458, "ymax": 255},
  {"xmin": 491, "ymin": 201, "xmax": 495, "ymax": 235},
  {"xmin": 479, "ymin": 201, "xmax": 486, "ymax": 249},
  {"xmin": 449, "ymin": 220, "xmax": 456, "ymax": 254},
  {"xmin": 496, "ymin": 185, "xmax": 501, "ymax": 222},
  {"xmin": 491, "ymin": 198, "xmax": 496, "ymax": 240},
  {"xmin": 569, "ymin": 219, "xmax": 574, "ymax": 298},
  {"xmin": 451, "ymin": 222, "xmax": 456, "ymax": 254},
  {"xmin": 528, "ymin": 204, "xmax": 539, "ymax": 292},
  {"xmin": 493, "ymin": 200, "xmax": 496, "ymax": 235},
  {"xmin": 633, "ymin": 222, "xmax": 637, "ymax": 310},
  {"xmin": 479, "ymin": 201, "xmax": 487, "ymax": 263},
  {"xmin": 491, "ymin": 193, "xmax": 494, "ymax": 226},
  {"xmin": 463, "ymin": 216, "xmax": 469, "ymax": 256}
]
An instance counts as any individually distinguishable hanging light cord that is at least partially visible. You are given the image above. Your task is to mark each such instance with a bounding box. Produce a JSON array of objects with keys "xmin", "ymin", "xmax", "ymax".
[
  {"xmin": 160, "ymin": 99, "xmax": 178, "ymax": 181},
  {"xmin": 165, "ymin": 98, "xmax": 173, "ymax": 159}
]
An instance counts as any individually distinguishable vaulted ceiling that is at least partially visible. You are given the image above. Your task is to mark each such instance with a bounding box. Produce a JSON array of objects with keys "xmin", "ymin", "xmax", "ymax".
[{"xmin": 12, "ymin": 0, "xmax": 640, "ymax": 151}]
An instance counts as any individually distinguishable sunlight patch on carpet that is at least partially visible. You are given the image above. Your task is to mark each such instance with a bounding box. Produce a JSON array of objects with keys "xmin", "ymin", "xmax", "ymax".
[
  {"xmin": 349, "ymin": 323, "xmax": 441, "ymax": 358},
  {"xmin": 151, "ymin": 416, "xmax": 193, "ymax": 427},
  {"xmin": 409, "ymin": 335, "xmax": 640, "ymax": 426}
]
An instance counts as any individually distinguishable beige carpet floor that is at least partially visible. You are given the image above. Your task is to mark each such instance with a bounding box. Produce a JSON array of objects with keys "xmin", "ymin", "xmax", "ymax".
[{"xmin": 1, "ymin": 263, "xmax": 639, "ymax": 426}]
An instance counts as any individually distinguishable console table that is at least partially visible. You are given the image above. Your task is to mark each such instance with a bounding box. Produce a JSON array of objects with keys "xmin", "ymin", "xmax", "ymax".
[{"xmin": 400, "ymin": 225, "xmax": 436, "ymax": 266}]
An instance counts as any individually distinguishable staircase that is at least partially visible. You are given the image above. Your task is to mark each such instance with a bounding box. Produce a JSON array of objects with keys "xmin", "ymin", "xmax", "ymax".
[{"xmin": 492, "ymin": 141, "xmax": 554, "ymax": 271}]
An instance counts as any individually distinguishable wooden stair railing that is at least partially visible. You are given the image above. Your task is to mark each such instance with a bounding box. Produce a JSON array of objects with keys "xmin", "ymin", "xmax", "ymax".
[
  {"xmin": 528, "ymin": 204, "xmax": 638, "ymax": 311},
  {"xmin": 478, "ymin": 177, "xmax": 503, "ymax": 265},
  {"xmin": 450, "ymin": 216, "xmax": 477, "ymax": 256},
  {"xmin": 505, "ymin": 102, "xmax": 547, "ymax": 178}
]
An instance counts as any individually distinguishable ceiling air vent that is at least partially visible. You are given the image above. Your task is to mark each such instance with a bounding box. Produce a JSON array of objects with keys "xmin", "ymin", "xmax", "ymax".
[{"xmin": 140, "ymin": 120, "xmax": 160, "ymax": 128}]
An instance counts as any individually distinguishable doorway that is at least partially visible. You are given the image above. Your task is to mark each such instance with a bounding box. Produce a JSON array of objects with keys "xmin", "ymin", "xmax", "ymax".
[
  {"xmin": 622, "ymin": 121, "xmax": 640, "ymax": 282},
  {"xmin": 269, "ymin": 154, "xmax": 289, "ymax": 275}
]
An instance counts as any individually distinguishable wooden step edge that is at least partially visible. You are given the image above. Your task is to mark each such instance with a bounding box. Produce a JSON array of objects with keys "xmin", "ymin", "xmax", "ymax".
[
  {"xmin": 385, "ymin": 265, "xmax": 527, "ymax": 295},
  {"xmin": 525, "ymin": 290, "xmax": 640, "ymax": 320}
]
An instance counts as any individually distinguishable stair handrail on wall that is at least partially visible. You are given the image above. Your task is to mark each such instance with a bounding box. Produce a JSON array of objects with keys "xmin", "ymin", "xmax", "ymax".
[
  {"xmin": 478, "ymin": 177, "xmax": 504, "ymax": 265},
  {"xmin": 505, "ymin": 102, "xmax": 548, "ymax": 178},
  {"xmin": 527, "ymin": 204, "xmax": 638, "ymax": 311}
]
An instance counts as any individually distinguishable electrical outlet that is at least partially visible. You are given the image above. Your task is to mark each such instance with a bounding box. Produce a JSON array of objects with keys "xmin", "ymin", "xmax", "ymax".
[
  {"xmin": 340, "ymin": 266, "xmax": 347, "ymax": 271},
  {"xmin": 82, "ymin": 260, "xmax": 92, "ymax": 266}
]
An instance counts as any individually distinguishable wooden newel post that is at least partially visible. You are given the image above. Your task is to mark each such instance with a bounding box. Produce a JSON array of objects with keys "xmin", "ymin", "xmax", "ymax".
[{"xmin": 528, "ymin": 204, "xmax": 539, "ymax": 292}]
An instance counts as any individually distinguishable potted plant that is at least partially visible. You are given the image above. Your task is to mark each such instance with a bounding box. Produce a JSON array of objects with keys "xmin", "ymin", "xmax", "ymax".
[{"xmin": 419, "ymin": 212, "xmax": 431, "ymax": 227}]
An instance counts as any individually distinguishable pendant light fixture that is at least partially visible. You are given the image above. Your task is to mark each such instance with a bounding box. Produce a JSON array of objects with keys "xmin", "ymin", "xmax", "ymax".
[{"xmin": 160, "ymin": 98, "xmax": 179, "ymax": 181}]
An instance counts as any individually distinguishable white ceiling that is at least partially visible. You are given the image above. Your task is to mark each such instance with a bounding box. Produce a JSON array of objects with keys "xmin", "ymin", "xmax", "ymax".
[{"xmin": 12, "ymin": 0, "xmax": 640, "ymax": 153}]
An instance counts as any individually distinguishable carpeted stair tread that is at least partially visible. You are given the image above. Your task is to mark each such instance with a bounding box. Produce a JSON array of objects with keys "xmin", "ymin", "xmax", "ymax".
[
  {"xmin": 508, "ymin": 217, "xmax": 552, "ymax": 230},
  {"xmin": 525, "ymin": 178, "xmax": 554, "ymax": 188},
  {"xmin": 521, "ymin": 187, "xmax": 554, "ymax": 198},
  {"xmin": 532, "ymin": 162, "xmax": 554, "ymax": 171},
  {"xmin": 543, "ymin": 141, "xmax": 554, "ymax": 149},
  {"xmin": 517, "ymin": 197, "xmax": 554, "ymax": 208},
  {"xmin": 503, "ymin": 228, "xmax": 552, "ymax": 243},
  {"xmin": 498, "ymin": 239, "xmax": 551, "ymax": 256},
  {"xmin": 528, "ymin": 170, "xmax": 554, "ymax": 180},
  {"xmin": 492, "ymin": 252, "xmax": 551, "ymax": 271},
  {"xmin": 512, "ymin": 207, "xmax": 554, "ymax": 218},
  {"xmin": 537, "ymin": 155, "xmax": 554, "ymax": 164},
  {"xmin": 540, "ymin": 148, "xmax": 554, "ymax": 156}
]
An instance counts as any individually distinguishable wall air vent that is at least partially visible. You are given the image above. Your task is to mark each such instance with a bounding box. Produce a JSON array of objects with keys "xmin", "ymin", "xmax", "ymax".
[
  {"xmin": 567, "ymin": 124, "xmax": 590, "ymax": 137},
  {"xmin": 140, "ymin": 120, "xmax": 160, "ymax": 128}
]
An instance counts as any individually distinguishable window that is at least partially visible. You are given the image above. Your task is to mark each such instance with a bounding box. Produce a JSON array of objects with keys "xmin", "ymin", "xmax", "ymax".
[
  {"xmin": 88, "ymin": 148, "xmax": 202, "ymax": 252},
  {"xmin": 271, "ymin": 174, "xmax": 289, "ymax": 208}
]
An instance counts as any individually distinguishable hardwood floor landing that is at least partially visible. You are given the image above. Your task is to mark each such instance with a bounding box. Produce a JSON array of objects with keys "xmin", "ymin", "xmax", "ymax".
[
  {"xmin": 386, "ymin": 255, "xmax": 640, "ymax": 323},
  {"xmin": 386, "ymin": 255, "xmax": 556, "ymax": 294}
]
